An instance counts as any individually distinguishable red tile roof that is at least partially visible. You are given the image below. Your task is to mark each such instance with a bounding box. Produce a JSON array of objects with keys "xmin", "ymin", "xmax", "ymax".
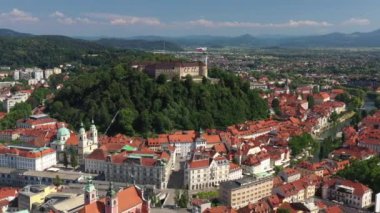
[
  {"xmin": 0, "ymin": 145, "xmax": 55, "ymax": 159},
  {"xmin": 188, "ymin": 159, "xmax": 210, "ymax": 169},
  {"xmin": 325, "ymin": 205, "xmax": 343, "ymax": 213},
  {"xmin": 203, "ymin": 134, "xmax": 221, "ymax": 144},
  {"xmin": 79, "ymin": 185, "xmax": 144, "ymax": 213},
  {"xmin": 323, "ymin": 178, "xmax": 371, "ymax": 197},
  {"xmin": 86, "ymin": 149, "xmax": 107, "ymax": 161},
  {"xmin": 238, "ymin": 200, "xmax": 270, "ymax": 213}
]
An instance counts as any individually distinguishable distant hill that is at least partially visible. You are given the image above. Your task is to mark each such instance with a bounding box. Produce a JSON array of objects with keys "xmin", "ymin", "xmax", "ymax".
[
  {"xmin": 131, "ymin": 29, "xmax": 380, "ymax": 48},
  {"xmin": 96, "ymin": 38, "xmax": 183, "ymax": 51},
  {"xmin": 0, "ymin": 34, "xmax": 104, "ymax": 67},
  {"xmin": 278, "ymin": 30, "xmax": 380, "ymax": 47},
  {"xmin": 0, "ymin": 28, "xmax": 31, "ymax": 37},
  {"xmin": 131, "ymin": 34, "xmax": 259, "ymax": 47}
]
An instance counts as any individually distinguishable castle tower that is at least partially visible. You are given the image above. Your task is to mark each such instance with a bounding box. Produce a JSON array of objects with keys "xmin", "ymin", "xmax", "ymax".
[
  {"xmin": 84, "ymin": 177, "xmax": 97, "ymax": 205},
  {"xmin": 90, "ymin": 119, "xmax": 98, "ymax": 146},
  {"xmin": 202, "ymin": 54, "xmax": 208, "ymax": 77},
  {"xmin": 105, "ymin": 182, "xmax": 118, "ymax": 213}
]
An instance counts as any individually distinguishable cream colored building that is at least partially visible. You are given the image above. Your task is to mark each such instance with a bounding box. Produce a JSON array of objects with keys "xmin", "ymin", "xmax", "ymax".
[
  {"xmin": 144, "ymin": 61, "xmax": 207, "ymax": 79},
  {"xmin": 18, "ymin": 185, "xmax": 57, "ymax": 211},
  {"xmin": 322, "ymin": 178, "xmax": 373, "ymax": 209},
  {"xmin": 185, "ymin": 156, "xmax": 231, "ymax": 190},
  {"xmin": 85, "ymin": 148, "xmax": 174, "ymax": 189},
  {"xmin": 219, "ymin": 176, "xmax": 273, "ymax": 209}
]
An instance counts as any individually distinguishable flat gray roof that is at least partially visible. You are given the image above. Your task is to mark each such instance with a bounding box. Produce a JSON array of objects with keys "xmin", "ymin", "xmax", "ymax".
[{"xmin": 220, "ymin": 175, "xmax": 273, "ymax": 190}]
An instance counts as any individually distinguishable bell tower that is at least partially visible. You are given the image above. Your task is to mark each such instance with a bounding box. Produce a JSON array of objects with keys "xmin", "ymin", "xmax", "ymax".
[
  {"xmin": 90, "ymin": 119, "xmax": 98, "ymax": 146},
  {"xmin": 105, "ymin": 182, "xmax": 118, "ymax": 213},
  {"xmin": 84, "ymin": 177, "xmax": 97, "ymax": 205}
]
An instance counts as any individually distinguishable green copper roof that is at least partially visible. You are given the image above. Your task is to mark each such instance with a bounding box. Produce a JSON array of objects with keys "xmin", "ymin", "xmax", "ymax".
[
  {"xmin": 106, "ymin": 182, "xmax": 116, "ymax": 198},
  {"xmin": 84, "ymin": 177, "xmax": 96, "ymax": 192},
  {"xmin": 121, "ymin": 145, "xmax": 137, "ymax": 151},
  {"xmin": 57, "ymin": 126, "xmax": 70, "ymax": 138}
]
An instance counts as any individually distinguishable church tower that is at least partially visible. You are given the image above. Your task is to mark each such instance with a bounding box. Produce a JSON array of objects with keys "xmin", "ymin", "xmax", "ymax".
[
  {"xmin": 105, "ymin": 182, "xmax": 118, "ymax": 213},
  {"xmin": 84, "ymin": 177, "xmax": 97, "ymax": 205},
  {"xmin": 78, "ymin": 122, "xmax": 88, "ymax": 165},
  {"xmin": 79, "ymin": 122, "xmax": 87, "ymax": 145},
  {"xmin": 90, "ymin": 119, "xmax": 98, "ymax": 146}
]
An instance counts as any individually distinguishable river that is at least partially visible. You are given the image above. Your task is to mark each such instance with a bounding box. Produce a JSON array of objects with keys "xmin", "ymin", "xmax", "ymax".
[
  {"xmin": 312, "ymin": 98, "xmax": 377, "ymax": 161},
  {"xmin": 317, "ymin": 97, "xmax": 376, "ymax": 141}
]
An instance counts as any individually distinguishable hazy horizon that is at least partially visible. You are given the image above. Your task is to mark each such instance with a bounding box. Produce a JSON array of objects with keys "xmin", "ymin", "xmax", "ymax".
[{"xmin": 1, "ymin": 0, "xmax": 380, "ymax": 37}]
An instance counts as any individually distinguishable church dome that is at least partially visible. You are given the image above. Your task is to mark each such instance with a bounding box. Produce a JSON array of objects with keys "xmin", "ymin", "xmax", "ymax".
[{"xmin": 57, "ymin": 126, "xmax": 70, "ymax": 138}]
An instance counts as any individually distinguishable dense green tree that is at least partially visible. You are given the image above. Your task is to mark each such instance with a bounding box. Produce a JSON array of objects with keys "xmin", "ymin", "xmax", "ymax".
[
  {"xmin": 272, "ymin": 98, "xmax": 280, "ymax": 108},
  {"xmin": 335, "ymin": 93, "xmax": 351, "ymax": 103},
  {"xmin": 178, "ymin": 190, "xmax": 189, "ymax": 208},
  {"xmin": 28, "ymin": 88, "xmax": 50, "ymax": 108},
  {"xmin": 47, "ymin": 68, "xmax": 269, "ymax": 136},
  {"xmin": 53, "ymin": 175, "xmax": 63, "ymax": 187},
  {"xmin": 70, "ymin": 152, "xmax": 78, "ymax": 169},
  {"xmin": 289, "ymin": 133, "xmax": 319, "ymax": 157},
  {"xmin": 319, "ymin": 137, "xmax": 342, "ymax": 160},
  {"xmin": 277, "ymin": 208, "xmax": 291, "ymax": 213},
  {"xmin": 329, "ymin": 111, "xmax": 339, "ymax": 123},
  {"xmin": 274, "ymin": 165, "xmax": 284, "ymax": 175},
  {"xmin": 337, "ymin": 157, "xmax": 380, "ymax": 195},
  {"xmin": 63, "ymin": 152, "xmax": 69, "ymax": 168},
  {"xmin": 0, "ymin": 102, "xmax": 32, "ymax": 130},
  {"xmin": 307, "ymin": 95, "xmax": 315, "ymax": 109},
  {"xmin": 156, "ymin": 74, "xmax": 167, "ymax": 84}
]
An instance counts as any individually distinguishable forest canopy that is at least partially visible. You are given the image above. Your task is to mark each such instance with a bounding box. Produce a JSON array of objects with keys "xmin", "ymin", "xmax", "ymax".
[{"xmin": 47, "ymin": 67, "xmax": 269, "ymax": 136}]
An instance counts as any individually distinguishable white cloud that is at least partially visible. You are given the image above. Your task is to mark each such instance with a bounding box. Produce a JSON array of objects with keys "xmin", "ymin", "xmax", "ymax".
[
  {"xmin": 51, "ymin": 11, "xmax": 65, "ymax": 18},
  {"xmin": 342, "ymin": 18, "xmax": 370, "ymax": 26},
  {"xmin": 188, "ymin": 19, "xmax": 261, "ymax": 28},
  {"xmin": 51, "ymin": 11, "xmax": 97, "ymax": 25},
  {"xmin": 282, "ymin": 20, "xmax": 332, "ymax": 27},
  {"xmin": 85, "ymin": 13, "xmax": 162, "ymax": 26},
  {"xmin": 188, "ymin": 19, "xmax": 332, "ymax": 28},
  {"xmin": 0, "ymin": 8, "xmax": 39, "ymax": 22}
]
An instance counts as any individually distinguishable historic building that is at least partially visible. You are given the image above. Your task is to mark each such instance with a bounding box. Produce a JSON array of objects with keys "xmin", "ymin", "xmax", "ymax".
[
  {"xmin": 139, "ymin": 61, "xmax": 208, "ymax": 79},
  {"xmin": 80, "ymin": 178, "xmax": 149, "ymax": 213},
  {"xmin": 0, "ymin": 145, "xmax": 56, "ymax": 171},
  {"xmin": 50, "ymin": 121, "xmax": 98, "ymax": 164},
  {"xmin": 185, "ymin": 155, "xmax": 238, "ymax": 190},
  {"xmin": 85, "ymin": 148, "xmax": 174, "ymax": 189}
]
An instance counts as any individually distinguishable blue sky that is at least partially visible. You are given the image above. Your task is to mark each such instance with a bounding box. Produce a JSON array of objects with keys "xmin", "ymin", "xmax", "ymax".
[{"xmin": 0, "ymin": 0, "xmax": 379, "ymax": 37}]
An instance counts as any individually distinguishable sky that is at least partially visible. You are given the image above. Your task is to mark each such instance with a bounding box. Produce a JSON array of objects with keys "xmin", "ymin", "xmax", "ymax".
[{"xmin": 0, "ymin": 0, "xmax": 379, "ymax": 37}]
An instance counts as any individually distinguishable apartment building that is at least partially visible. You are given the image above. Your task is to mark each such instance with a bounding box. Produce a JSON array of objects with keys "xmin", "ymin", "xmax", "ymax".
[
  {"xmin": 322, "ymin": 178, "xmax": 373, "ymax": 209},
  {"xmin": 3, "ymin": 91, "xmax": 30, "ymax": 112},
  {"xmin": 219, "ymin": 176, "xmax": 274, "ymax": 209}
]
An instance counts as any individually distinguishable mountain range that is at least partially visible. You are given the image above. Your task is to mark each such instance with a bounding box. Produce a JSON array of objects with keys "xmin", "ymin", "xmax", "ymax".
[
  {"xmin": 130, "ymin": 29, "xmax": 380, "ymax": 48},
  {"xmin": 2, "ymin": 28, "xmax": 380, "ymax": 49}
]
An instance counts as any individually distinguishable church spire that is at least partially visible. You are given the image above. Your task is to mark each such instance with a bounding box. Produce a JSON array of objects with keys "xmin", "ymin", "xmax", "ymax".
[
  {"xmin": 84, "ymin": 177, "xmax": 97, "ymax": 204},
  {"xmin": 106, "ymin": 182, "xmax": 116, "ymax": 198}
]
